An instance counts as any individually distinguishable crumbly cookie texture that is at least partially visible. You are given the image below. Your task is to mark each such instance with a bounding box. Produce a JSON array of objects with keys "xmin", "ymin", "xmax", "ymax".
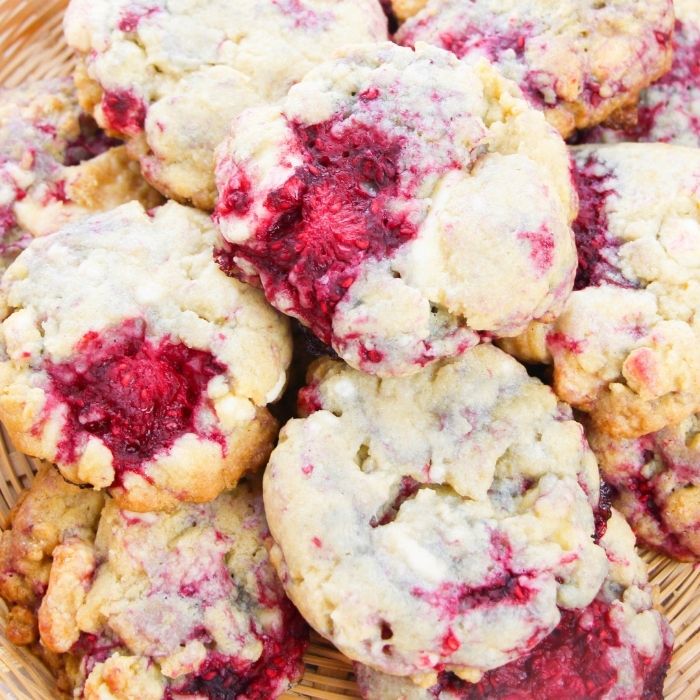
[
  {"xmin": 0, "ymin": 201, "xmax": 292, "ymax": 512},
  {"xmin": 584, "ymin": 0, "xmax": 700, "ymax": 146},
  {"xmin": 63, "ymin": 0, "xmax": 388, "ymax": 210},
  {"xmin": 0, "ymin": 78, "xmax": 161, "ymax": 274},
  {"xmin": 0, "ymin": 464, "xmax": 104, "ymax": 688},
  {"xmin": 354, "ymin": 510, "xmax": 673, "ymax": 700},
  {"xmin": 501, "ymin": 142, "xmax": 700, "ymax": 439},
  {"xmin": 589, "ymin": 414, "xmax": 700, "ymax": 561},
  {"xmin": 38, "ymin": 481, "xmax": 308, "ymax": 700},
  {"xmin": 263, "ymin": 345, "xmax": 614, "ymax": 681},
  {"xmin": 394, "ymin": 0, "xmax": 674, "ymax": 138},
  {"xmin": 215, "ymin": 42, "xmax": 577, "ymax": 377}
]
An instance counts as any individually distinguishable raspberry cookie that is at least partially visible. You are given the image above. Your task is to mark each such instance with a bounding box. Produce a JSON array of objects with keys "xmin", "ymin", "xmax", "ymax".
[
  {"xmin": 395, "ymin": 0, "xmax": 674, "ymax": 138},
  {"xmin": 0, "ymin": 201, "xmax": 292, "ymax": 512},
  {"xmin": 215, "ymin": 42, "xmax": 577, "ymax": 377},
  {"xmin": 0, "ymin": 464, "xmax": 104, "ymax": 688},
  {"xmin": 264, "ymin": 345, "xmax": 614, "ymax": 681},
  {"xmin": 585, "ymin": 0, "xmax": 700, "ymax": 146},
  {"xmin": 0, "ymin": 78, "xmax": 160, "ymax": 273},
  {"xmin": 63, "ymin": 0, "xmax": 388, "ymax": 210},
  {"xmin": 590, "ymin": 415, "xmax": 700, "ymax": 561},
  {"xmin": 37, "ymin": 480, "xmax": 308, "ymax": 700},
  {"xmin": 355, "ymin": 510, "xmax": 672, "ymax": 700},
  {"xmin": 501, "ymin": 142, "xmax": 700, "ymax": 439}
]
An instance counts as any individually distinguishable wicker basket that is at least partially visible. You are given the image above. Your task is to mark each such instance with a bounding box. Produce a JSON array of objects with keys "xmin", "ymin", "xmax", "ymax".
[{"xmin": 0, "ymin": 1, "xmax": 699, "ymax": 698}]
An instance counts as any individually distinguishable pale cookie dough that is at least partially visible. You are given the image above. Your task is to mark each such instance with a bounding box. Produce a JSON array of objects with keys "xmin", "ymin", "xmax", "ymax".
[
  {"xmin": 590, "ymin": 413, "xmax": 700, "ymax": 561},
  {"xmin": 215, "ymin": 42, "xmax": 577, "ymax": 377},
  {"xmin": 0, "ymin": 201, "xmax": 292, "ymax": 512},
  {"xmin": 0, "ymin": 78, "xmax": 161, "ymax": 273},
  {"xmin": 0, "ymin": 464, "xmax": 104, "ymax": 689},
  {"xmin": 394, "ymin": 0, "xmax": 674, "ymax": 138},
  {"xmin": 355, "ymin": 511, "xmax": 673, "ymax": 700},
  {"xmin": 501, "ymin": 142, "xmax": 700, "ymax": 439},
  {"xmin": 63, "ymin": 0, "xmax": 388, "ymax": 209},
  {"xmin": 264, "ymin": 345, "xmax": 615, "ymax": 681},
  {"xmin": 584, "ymin": 0, "xmax": 700, "ymax": 146},
  {"xmin": 38, "ymin": 481, "xmax": 308, "ymax": 700}
]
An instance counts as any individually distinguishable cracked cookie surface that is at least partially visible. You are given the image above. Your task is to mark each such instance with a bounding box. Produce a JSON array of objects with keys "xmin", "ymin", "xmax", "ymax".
[{"xmin": 0, "ymin": 201, "xmax": 291, "ymax": 511}]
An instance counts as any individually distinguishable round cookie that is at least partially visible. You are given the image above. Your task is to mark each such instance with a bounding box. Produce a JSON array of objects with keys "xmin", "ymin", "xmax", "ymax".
[
  {"xmin": 0, "ymin": 200, "xmax": 292, "ymax": 512},
  {"xmin": 355, "ymin": 510, "xmax": 673, "ymax": 700},
  {"xmin": 394, "ymin": 0, "xmax": 674, "ymax": 138},
  {"xmin": 264, "ymin": 345, "xmax": 613, "ymax": 681},
  {"xmin": 37, "ymin": 480, "xmax": 308, "ymax": 700},
  {"xmin": 584, "ymin": 0, "xmax": 700, "ymax": 146},
  {"xmin": 0, "ymin": 78, "xmax": 161, "ymax": 274},
  {"xmin": 589, "ymin": 414, "xmax": 700, "ymax": 561},
  {"xmin": 64, "ymin": 0, "xmax": 388, "ymax": 210},
  {"xmin": 501, "ymin": 142, "xmax": 700, "ymax": 439},
  {"xmin": 0, "ymin": 464, "xmax": 104, "ymax": 689},
  {"xmin": 214, "ymin": 42, "xmax": 577, "ymax": 377}
]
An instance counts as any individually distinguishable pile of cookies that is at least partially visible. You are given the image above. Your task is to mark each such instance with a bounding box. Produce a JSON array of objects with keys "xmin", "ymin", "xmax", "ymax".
[{"xmin": 0, "ymin": 0, "xmax": 697, "ymax": 698}]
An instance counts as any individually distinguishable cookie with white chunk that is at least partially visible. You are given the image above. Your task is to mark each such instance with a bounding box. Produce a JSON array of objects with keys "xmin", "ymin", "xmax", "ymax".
[{"xmin": 0, "ymin": 201, "xmax": 291, "ymax": 511}]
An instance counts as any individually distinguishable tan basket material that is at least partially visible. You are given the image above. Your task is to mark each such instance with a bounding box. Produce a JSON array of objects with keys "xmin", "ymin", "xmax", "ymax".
[{"xmin": 0, "ymin": 0, "xmax": 699, "ymax": 698}]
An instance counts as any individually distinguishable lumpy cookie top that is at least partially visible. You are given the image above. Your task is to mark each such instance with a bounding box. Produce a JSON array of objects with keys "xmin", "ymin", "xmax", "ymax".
[
  {"xmin": 395, "ymin": 0, "xmax": 674, "ymax": 138},
  {"xmin": 63, "ymin": 0, "xmax": 388, "ymax": 210},
  {"xmin": 263, "ymin": 345, "xmax": 612, "ymax": 681},
  {"xmin": 589, "ymin": 413, "xmax": 700, "ymax": 561},
  {"xmin": 38, "ymin": 481, "xmax": 308, "ymax": 700},
  {"xmin": 355, "ymin": 510, "xmax": 673, "ymax": 700},
  {"xmin": 585, "ymin": 0, "xmax": 700, "ymax": 146},
  {"xmin": 0, "ymin": 201, "xmax": 292, "ymax": 512},
  {"xmin": 502, "ymin": 142, "xmax": 700, "ymax": 439},
  {"xmin": 0, "ymin": 464, "xmax": 104, "ymax": 651},
  {"xmin": 0, "ymin": 78, "xmax": 160, "ymax": 273},
  {"xmin": 215, "ymin": 42, "xmax": 577, "ymax": 377}
]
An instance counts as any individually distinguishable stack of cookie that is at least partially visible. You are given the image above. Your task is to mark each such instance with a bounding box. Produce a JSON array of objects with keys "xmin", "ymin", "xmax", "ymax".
[{"xmin": 0, "ymin": 0, "xmax": 696, "ymax": 698}]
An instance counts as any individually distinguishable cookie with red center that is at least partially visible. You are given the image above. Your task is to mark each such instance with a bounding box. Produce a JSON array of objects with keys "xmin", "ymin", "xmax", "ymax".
[
  {"xmin": 263, "ymin": 344, "xmax": 615, "ymax": 681},
  {"xmin": 355, "ymin": 510, "xmax": 673, "ymax": 699},
  {"xmin": 589, "ymin": 414, "xmax": 700, "ymax": 561},
  {"xmin": 214, "ymin": 42, "xmax": 578, "ymax": 377},
  {"xmin": 0, "ymin": 78, "xmax": 161, "ymax": 274},
  {"xmin": 0, "ymin": 201, "xmax": 292, "ymax": 511},
  {"xmin": 583, "ymin": 0, "xmax": 700, "ymax": 146},
  {"xmin": 36, "ymin": 479, "xmax": 308, "ymax": 700},
  {"xmin": 394, "ymin": 0, "xmax": 674, "ymax": 138},
  {"xmin": 501, "ymin": 142, "xmax": 700, "ymax": 439},
  {"xmin": 63, "ymin": 0, "xmax": 388, "ymax": 210}
]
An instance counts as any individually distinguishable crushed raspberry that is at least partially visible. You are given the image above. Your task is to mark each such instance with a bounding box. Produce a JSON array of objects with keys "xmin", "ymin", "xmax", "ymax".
[
  {"xmin": 571, "ymin": 155, "xmax": 636, "ymax": 290},
  {"xmin": 63, "ymin": 114, "xmax": 121, "ymax": 167},
  {"xmin": 166, "ymin": 599, "xmax": 308, "ymax": 700},
  {"xmin": 370, "ymin": 476, "xmax": 420, "ymax": 527},
  {"xmin": 594, "ymin": 481, "xmax": 613, "ymax": 543},
  {"xmin": 518, "ymin": 227, "xmax": 555, "ymax": 275},
  {"xmin": 101, "ymin": 90, "xmax": 147, "ymax": 136},
  {"xmin": 215, "ymin": 117, "xmax": 417, "ymax": 345},
  {"xmin": 46, "ymin": 318, "xmax": 226, "ymax": 483},
  {"xmin": 118, "ymin": 6, "xmax": 160, "ymax": 33},
  {"xmin": 426, "ymin": 599, "xmax": 670, "ymax": 699}
]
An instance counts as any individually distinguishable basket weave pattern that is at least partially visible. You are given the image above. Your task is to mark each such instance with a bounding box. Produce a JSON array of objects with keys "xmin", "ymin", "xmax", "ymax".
[{"xmin": 0, "ymin": 1, "xmax": 699, "ymax": 698}]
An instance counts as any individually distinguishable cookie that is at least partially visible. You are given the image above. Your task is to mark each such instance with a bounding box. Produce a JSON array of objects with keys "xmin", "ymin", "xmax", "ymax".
[
  {"xmin": 263, "ymin": 345, "xmax": 615, "ymax": 682},
  {"xmin": 589, "ymin": 414, "xmax": 700, "ymax": 561},
  {"xmin": 214, "ymin": 42, "xmax": 577, "ymax": 377},
  {"xmin": 395, "ymin": 0, "xmax": 674, "ymax": 138},
  {"xmin": 0, "ymin": 201, "xmax": 292, "ymax": 512},
  {"xmin": 0, "ymin": 464, "xmax": 104, "ymax": 689},
  {"xmin": 501, "ymin": 142, "xmax": 700, "ymax": 439},
  {"xmin": 584, "ymin": 0, "xmax": 700, "ymax": 146},
  {"xmin": 0, "ymin": 78, "xmax": 161, "ymax": 274},
  {"xmin": 355, "ymin": 510, "xmax": 673, "ymax": 700},
  {"xmin": 64, "ymin": 0, "xmax": 388, "ymax": 210},
  {"xmin": 37, "ymin": 480, "xmax": 308, "ymax": 700}
]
